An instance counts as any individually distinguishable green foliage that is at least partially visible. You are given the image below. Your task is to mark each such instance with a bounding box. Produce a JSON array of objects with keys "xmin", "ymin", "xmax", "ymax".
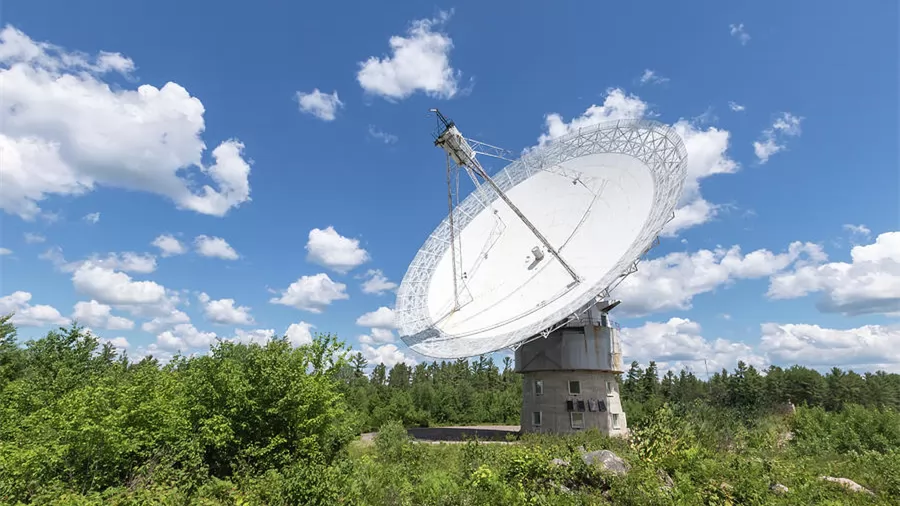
[{"xmin": 1, "ymin": 319, "xmax": 899, "ymax": 504}]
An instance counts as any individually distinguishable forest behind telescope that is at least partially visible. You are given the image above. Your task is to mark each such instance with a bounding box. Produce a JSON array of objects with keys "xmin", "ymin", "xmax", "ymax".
[{"xmin": 1, "ymin": 315, "xmax": 899, "ymax": 504}]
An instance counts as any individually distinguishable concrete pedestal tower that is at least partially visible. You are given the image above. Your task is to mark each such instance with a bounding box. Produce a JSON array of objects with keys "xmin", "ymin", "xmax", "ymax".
[{"xmin": 515, "ymin": 302, "xmax": 628, "ymax": 436}]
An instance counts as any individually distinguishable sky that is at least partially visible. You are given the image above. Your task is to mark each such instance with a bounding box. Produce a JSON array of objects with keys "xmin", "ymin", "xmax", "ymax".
[{"xmin": 0, "ymin": 1, "xmax": 898, "ymax": 376}]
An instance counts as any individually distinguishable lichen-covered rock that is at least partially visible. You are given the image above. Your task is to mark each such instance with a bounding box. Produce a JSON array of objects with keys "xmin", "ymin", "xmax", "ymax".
[
  {"xmin": 770, "ymin": 483, "xmax": 789, "ymax": 495},
  {"xmin": 819, "ymin": 476, "xmax": 875, "ymax": 495},
  {"xmin": 581, "ymin": 449, "xmax": 630, "ymax": 476}
]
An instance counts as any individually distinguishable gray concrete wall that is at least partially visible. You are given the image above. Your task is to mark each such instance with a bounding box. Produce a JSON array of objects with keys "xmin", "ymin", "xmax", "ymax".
[
  {"xmin": 515, "ymin": 317, "xmax": 628, "ymax": 436},
  {"xmin": 519, "ymin": 370, "xmax": 627, "ymax": 435}
]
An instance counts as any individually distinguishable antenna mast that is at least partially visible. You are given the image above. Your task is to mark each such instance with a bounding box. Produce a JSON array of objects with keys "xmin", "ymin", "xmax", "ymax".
[{"xmin": 428, "ymin": 109, "xmax": 580, "ymax": 284}]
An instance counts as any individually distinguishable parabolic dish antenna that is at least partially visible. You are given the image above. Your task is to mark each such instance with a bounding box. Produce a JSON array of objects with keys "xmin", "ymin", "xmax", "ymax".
[{"xmin": 396, "ymin": 112, "xmax": 688, "ymax": 359}]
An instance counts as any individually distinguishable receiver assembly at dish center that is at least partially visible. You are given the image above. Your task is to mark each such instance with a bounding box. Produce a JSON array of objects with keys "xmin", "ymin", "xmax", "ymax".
[{"xmin": 395, "ymin": 109, "xmax": 688, "ymax": 435}]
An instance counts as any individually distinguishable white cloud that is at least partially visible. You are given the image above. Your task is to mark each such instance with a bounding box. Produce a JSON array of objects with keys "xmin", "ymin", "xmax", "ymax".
[
  {"xmin": 360, "ymin": 269, "xmax": 398, "ymax": 295},
  {"xmin": 761, "ymin": 322, "xmax": 900, "ymax": 371},
  {"xmin": 285, "ymin": 322, "xmax": 315, "ymax": 346},
  {"xmin": 194, "ymin": 235, "xmax": 239, "ymax": 260},
  {"xmin": 621, "ymin": 318, "xmax": 766, "ymax": 374},
  {"xmin": 728, "ymin": 101, "xmax": 745, "ymax": 112},
  {"xmin": 537, "ymin": 88, "xmax": 739, "ymax": 235},
  {"xmin": 41, "ymin": 247, "xmax": 157, "ymax": 274},
  {"xmin": 0, "ymin": 247, "xmax": 12, "ymax": 255},
  {"xmin": 767, "ymin": 231, "xmax": 900, "ymax": 316},
  {"xmin": 141, "ymin": 309, "xmax": 190, "ymax": 334},
  {"xmin": 729, "ymin": 23, "xmax": 750, "ymax": 45},
  {"xmin": 359, "ymin": 327, "xmax": 396, "ymax": 344},
  {"xmin": 71, "ymin": 262, "xmax": 178, "ymax": 318},
  {"xmin": 0, "ymin": 291, "xmax": 69, "ymax": 327},
  {"xmin": 152, "ymin": 234, "xmax": 186, "ymax": 257},
  {"xmin": 753, "ymin": 112, "xmax": 803, "ymax": 163},
  {"xmin": 270, "ymin": 273, "xmax": 349, "ymax": 313},
  {"xmin": 368, "ymin": 125, "xmax": 399, "ymax": 144},
  {"xmin": 156, "ymin": 323, "xmax": 218, "ymax": 351},
  {"xmin": 231, "ymin": 328, "xmax": 275, "ymax": 346},
  {"xmin": 83, "ymin": 212, "xmax": 100, "ymax": 224},
  {"xmin": 356, "ymin": 306, "xmax": 397, "ymax": 329},
  {"xmin": 538, "ymin": 88, "xmax": 648, "ymax": 146},
  {"xmin": 91, "ymin": 252, "xmax": 157, "ymax": 274},
  {"xmin": 615, "ymin": 240, "xmax": 826, "ymax": 317},
  {"xmin": 101, "ymin": 336, "xmax": 131, "ymax": 351},
  {"xmin": 360, "ymin": 343, "xmax": 417, "ymax": 368},
  {"xmin": 357, "ymin": 10, "xmax": 461, "ymax": 100},
  {"xmin": 639, "ymin": 69, "xmax": 669, "ymax": 85},
  {"xmin": 306, "ymin": 226, "xmax": 369, "ymax": 273},
  {"xmin": 0, "ymin": 25, "xmax": 252, "ymax": 220},
  {"xmin": 24, "ymin": 232, "xmax": 45, "ymax": 244},
  {"xmin": 72, "ymin": 300, "xmax": 134, "ymax": 330},
  {"xmin": 296, "ymin": 89, "xmax": 343, "ymax": 121},
  {"xmin": 198, "ymin": 292, "xmax": 253, "ymax": 325},
  {"xmin": 843, "ymin": 224, "xmax": 871, "ymax": 239}
]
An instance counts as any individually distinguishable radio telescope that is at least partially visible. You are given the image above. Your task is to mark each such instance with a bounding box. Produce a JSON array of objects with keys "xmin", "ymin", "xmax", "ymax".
[{"xmin": 395, "ymin": 110, "xmax": 688, "ymax": 434}]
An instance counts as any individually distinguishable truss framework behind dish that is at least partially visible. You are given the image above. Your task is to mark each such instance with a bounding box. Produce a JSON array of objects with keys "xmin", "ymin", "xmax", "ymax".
[{"xmin": 396, "ymin": 118, "xmax": 688, "ymax": 359}]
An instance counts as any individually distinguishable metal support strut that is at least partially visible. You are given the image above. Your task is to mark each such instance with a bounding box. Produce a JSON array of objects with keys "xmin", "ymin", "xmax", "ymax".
[{"xmin": 429, "ymin": 109, "xmax": 581, "ymax": 284}]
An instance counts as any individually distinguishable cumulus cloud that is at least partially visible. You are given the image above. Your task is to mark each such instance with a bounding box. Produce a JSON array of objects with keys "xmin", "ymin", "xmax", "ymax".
[
  {"xmin": 296, "ymin": 89, "xmax": 343, "ymax": 121},
  {"xmin": 360, "ymin": 343, "xmax": 417, "ymax": 368},
  {"xmin": 358, "ymin": 327, "xmax": 396, "ymax": 345},
  {"xmin": 537, "ymin": 87, "xmax": 740, "ymax": 236},
  {"xmin": 843, "ymin": 224, "xmax": 872, "ymax": 239},
  {"xmin": 231, "ymin": 328, "xmax": 275, "ymax": 346},
  {"xmin": 70, "ymin": 261, "xmax": 179, "ymax": 317},
  {"xmin": 156, "ymin": 323, "xmax": 218, "ymax": 351},
  {"xmin": 306, "ymin": 226, "xmax": 369, "ymax": 273},
  {"xmin": 356, "ymin": 306, "xmax": 397, "ymax": 329},
  {"xmin": 621, "ymin": 318, "xmax": 766, "ymax": 374},
  {"xmin": 753, "ymin": 112, "xmax": 803, "ymax": 163},
  {"xmin": 141, "ymin": 309, "xmax": 190, "ymax": 334},
  {"xmin": 728, "ymin": 101, "xmax": 746, "ymax": 112},
  {"xmin": 0, "ymin": 291, "xmax": 69, "ymax": 327},
  {"xmin": 151, "ymin": 234, "xmax": 186, "ymax": 257},
  {"xmin": 41, "ymin": 246, "xmax": 156, "ymax": 274},
  {"xmin": 83, "ymin": 212, "xmax": 100, "ymax": 224},
  {"xmin": 198, "ymin": 292, "xmax": 253, "ymax": 325},
  {"xmin": 24, "ymin": 232, "xmax": 45, "ymax": 244},
  {"xmin": 367, "ymin": 125, "xmax": 399, "ymax": 144},
  {"xmin": 285, "ymin": 322, "xmax": 315, "ymax": 346},
  {"xmin": 194, "ymin": 235, "xmax": 239, "ymax": 260},
  {"xmin": 0, "ymin": 25, "xmax": 252, "ymax": 220},
  {"xmin": 0, "ymin": 248, "xmax": 12, "ymax": 255},
  {"xmin": 72, "ymin": 300, "xmax": 134, "ymax": 330},
  {"xmin": 615, "ymin": 240, "xmax": 826, "ymax": 317},
  {"xmin": 638, "ymin": 69, "xmax": 669, "ymax": 86},
  {"xmin": 729, "ymin": 23, "xmax": 750, "ymax": 45},
  {"xmin": 760, "ymin": 322, "xmax": 900, "ymax": 371},
  {"xmin": 357, "ymin": 10, "xmax": 461, "ymax": 100},
  {"xmin": 269, "ymin": 273, "xmax": 349, "ymax": 313},
  {"xmin": 360, "ymin": 269, "xmax": 398, "ymax": 295},
  {"xmin": 767, "ymin": 231, "xmax": 900, "ymax": 316}
]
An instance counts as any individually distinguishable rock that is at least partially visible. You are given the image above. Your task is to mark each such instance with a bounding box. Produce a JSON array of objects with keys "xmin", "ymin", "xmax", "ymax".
[
  {"xmin": 658, "ymin": 469, "xmax": 674, "ymax": 490},
  {"xmin": 819, "ymin": 476, "xmax": 875, "ymax": 495},
  {"xmin": 770, "ymin": 483, "xmax": 789, "ymax": 495},
  {"xmin": 549, "ymin": 480, "xmax": 572, "ymax": 494},
  {"xmin": 550, "ymin": 458, "xmax": 570, "ymax": 467},
  {"xmin": 581, "ymin": 449, "xmax": 630, "ymax": 476}
]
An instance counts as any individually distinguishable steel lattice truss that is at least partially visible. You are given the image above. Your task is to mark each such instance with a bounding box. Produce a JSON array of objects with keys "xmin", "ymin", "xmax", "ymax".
[{"xmin": 396, "ymin": 119, "xmax": 688, "ymax": 358}]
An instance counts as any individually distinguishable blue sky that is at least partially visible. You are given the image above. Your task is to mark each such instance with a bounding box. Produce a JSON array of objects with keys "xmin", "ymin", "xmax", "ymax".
[{"xmin": 1, "ymin": 1, "xmax": 897, "ymax": 373}]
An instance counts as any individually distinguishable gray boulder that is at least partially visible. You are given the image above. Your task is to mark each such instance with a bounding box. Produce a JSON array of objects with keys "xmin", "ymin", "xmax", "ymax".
[
  {"xmin": 819, "ymin": 476, "xmax": 874, "ymax": 496},
  {"xmin": 581, "ymin": 449, "xmax": 630, "ymax": 476}
]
